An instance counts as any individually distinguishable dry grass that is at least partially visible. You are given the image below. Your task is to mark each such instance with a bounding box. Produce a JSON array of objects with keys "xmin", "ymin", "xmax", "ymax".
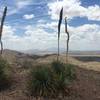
[{"xmin": 0, "ymin": 52, "xmax": 100, "ymax": 100}]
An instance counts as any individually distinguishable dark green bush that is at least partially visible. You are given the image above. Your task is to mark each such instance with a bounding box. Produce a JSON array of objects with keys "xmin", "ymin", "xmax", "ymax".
[
  {"xmin": 51, "ymin": 61, "xmax": 76, "ymax": 81},
  {"xmin": 28, "ymin": 61, "xmax": 76, "ymax": 98},
  {"xmin": 51, "ymin": 61, "xmax": 76, "ymax": 95},
  {"xmin": 22, "ymin": 59, "xmax": 33, "ymax": 69},
  {"xmin": 65, "ymin": 64, "xmax": 76, "ymax": 81},
  {"xmin": 51, "ymin": 61, "xmax": 65, "ymax": 75},
  {"xmin": 28, "ymin": 65, "xmax": 56, "ymax": 97},
  {"xmin": 0, "ymin": 57, "xmax": 11, "ymax": 91}
]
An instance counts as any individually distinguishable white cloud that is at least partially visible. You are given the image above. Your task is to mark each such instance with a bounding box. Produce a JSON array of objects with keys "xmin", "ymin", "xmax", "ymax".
[
  {"xmin": 15, "ymin": 0, "xmax": 32, "ymax": 9},
  {"xmin": 1, "ymin": 23, "xmax": 100, "ymax": 51},
  {"xmin": 2, "ymin": 25, "xmax": 31, "ymax": 50},
  {"xmin": 2, "ymin": 25, "xmax": 57, "ymax": 51},
  {"xmin": 1, "ymin": 0, "xmax": 99, "ymax": 52},
  {"xmin": 37, "ymin": 19, "xmax": 46, "ymax": 24},
  {"xmin": 48, "ymin": 0, "xmax": 100, "ymax": 21},
  {"xmin": 23, "ymin": 14, "xmax": 34, "ymax": 20},
  {"xmin": 36, "ymin": 21, "xmax": 100, "ymax": 50},
  {"xmin": 6, "ymin": 0, "xmax": 33, "ymax": 16},
  {"xmin": 87, "ymin": 5, "xmax": 100, "ymax": 20}
]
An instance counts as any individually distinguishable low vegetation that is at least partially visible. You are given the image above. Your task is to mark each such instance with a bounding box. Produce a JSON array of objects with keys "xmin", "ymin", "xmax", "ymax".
[
  {"xmin": 28, "ymin": 65, "xmax": 56, "ymax": 98},
  {"xmin": 28, "ymin": 61, "xmax": 76, "ymax": 99},
  {"xmin": 22, "ymin": 59, "xmax": 33, "ymax": 69},
  {"xmin": 0, "ymin": 57, "xmax": 11, "ymax": 91},
  {"xmin": 51, "ymin": 61, "xmax": 76, "ymax": 96}
]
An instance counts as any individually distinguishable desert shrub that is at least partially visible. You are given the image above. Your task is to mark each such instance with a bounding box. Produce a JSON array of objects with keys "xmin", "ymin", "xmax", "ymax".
[
  {"xmin": 51, "ymin": 61, "xmax": 76, "ymax": 81},
  {"xmin": 65, "ymin": 64, "xmax": 76, "ymax": 81},
  {"xmin": 22, "ymin": 59, "xmax": 33, "ymax": 69},
  {"xmin": 51, "ymin": 61, "xmax": 76, "ymax": 95},
  {"xmin": 28, "ymin": 61, "xmax": 76, "ymax": 98},
  {"xmin": 28, "ymin": 65, "xmax": 56, "ymax": 97},
  {"xmin": 51, "ymin": 61, "xmax": 66, "ymax": 75},
  {"xmin": 0, "ymin": 57, "xmax": 11, "ymax": 91}
]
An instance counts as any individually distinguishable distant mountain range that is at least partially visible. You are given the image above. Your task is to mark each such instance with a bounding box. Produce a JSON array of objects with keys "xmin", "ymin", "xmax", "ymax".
[
  {"xmin": 1, "ymin": 49, "xmax": 100, "ymax": 65},
  {"xmin": 22, "ymin": 49, "xmax": 100, "ymax": 56},
  {"xmin": 3, "ymin": 49, "xmax": 100, "ymax": 56}
]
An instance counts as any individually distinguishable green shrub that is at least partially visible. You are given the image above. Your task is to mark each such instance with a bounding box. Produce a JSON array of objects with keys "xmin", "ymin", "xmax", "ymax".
[
  {"xmin": 0, "ymin": 57, "xmax": 11, "ymax": 91},
  {"xmin": 51, "ymin": 61, "xmax": 76, "ymax": 95},
  {"xmin": 28, "ymin": 61, "xmax": 76, "ymax": 98},
  {"xmin": 65, "ymin": 64, "xmax": 76, "ymax": 81},
  {"xmin": 28, "ymin": 65, "xmax": 56, "ymax": 97},
  {"xmin": 51, "ymin": 61, "xmax": 65, "ymax": 75},
  {"xmin": 22, "ymin": 59, "xmax": 33, "ymax": 69}
]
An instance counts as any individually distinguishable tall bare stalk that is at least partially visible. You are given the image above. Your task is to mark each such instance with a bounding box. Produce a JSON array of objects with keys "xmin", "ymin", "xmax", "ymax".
[
  {"xmin": 57, "ymin": 7, "xmax": 63, "ymax": 61},
  {"xmin": 0, "ymin": 6, "xmax": 7, "ymax": 54},
  {"xmin": 65, "ymin": 17, "xmax": 69, "ymax": 63}
]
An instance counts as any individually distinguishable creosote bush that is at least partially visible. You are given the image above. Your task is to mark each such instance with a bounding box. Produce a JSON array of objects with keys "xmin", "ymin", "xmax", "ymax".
[
  {"xmin": 28, "ymin": 61, "xmax": 76, "ymax": 98},
  {"xmin": 0, "ymin": 57, "xmax": 11, "ymax": 91}
]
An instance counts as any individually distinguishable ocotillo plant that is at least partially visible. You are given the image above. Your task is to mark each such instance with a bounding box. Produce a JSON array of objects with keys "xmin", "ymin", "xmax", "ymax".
[
  {"xmin": 57, "ymin": 7, "xmax": 63, "ymax": 61},
  {"xmin": 0, "ymin": 6, "xmax": 7, "ymax": 54},
  {"xmin": 65, "ymin": 17, "xmax": 69, "ymax": 63}
]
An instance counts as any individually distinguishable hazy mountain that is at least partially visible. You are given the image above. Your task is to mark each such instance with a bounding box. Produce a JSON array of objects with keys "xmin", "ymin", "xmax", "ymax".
[
  {"xmin": 22, "ymin": 49, "xmax": 100, "ymax": 56},
  {"xmin": 1, "ymin": 49, "xmax": 100, "ymax": 65}
]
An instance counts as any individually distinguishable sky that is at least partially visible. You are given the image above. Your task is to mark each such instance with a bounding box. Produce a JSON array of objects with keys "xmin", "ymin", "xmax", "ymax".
[{"xmin": 0, "ymin": 0, "xmax": 100, "ymax": 52}]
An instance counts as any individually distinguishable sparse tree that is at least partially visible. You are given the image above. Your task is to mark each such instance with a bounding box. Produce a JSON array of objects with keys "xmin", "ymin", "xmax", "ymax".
[
  {"xmin": 0, "ymin": 6, "xmax": 7, "ymax": 54},
  {"xmin": 65, "ymin": 17, "xmax": 69, "ymax": 63}
]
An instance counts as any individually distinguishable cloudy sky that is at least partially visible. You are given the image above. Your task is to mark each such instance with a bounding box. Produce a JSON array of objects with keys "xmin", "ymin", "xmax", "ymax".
[{"xmin": 0, "ymin": 0, "xmax": 100, "ymax": 51}]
